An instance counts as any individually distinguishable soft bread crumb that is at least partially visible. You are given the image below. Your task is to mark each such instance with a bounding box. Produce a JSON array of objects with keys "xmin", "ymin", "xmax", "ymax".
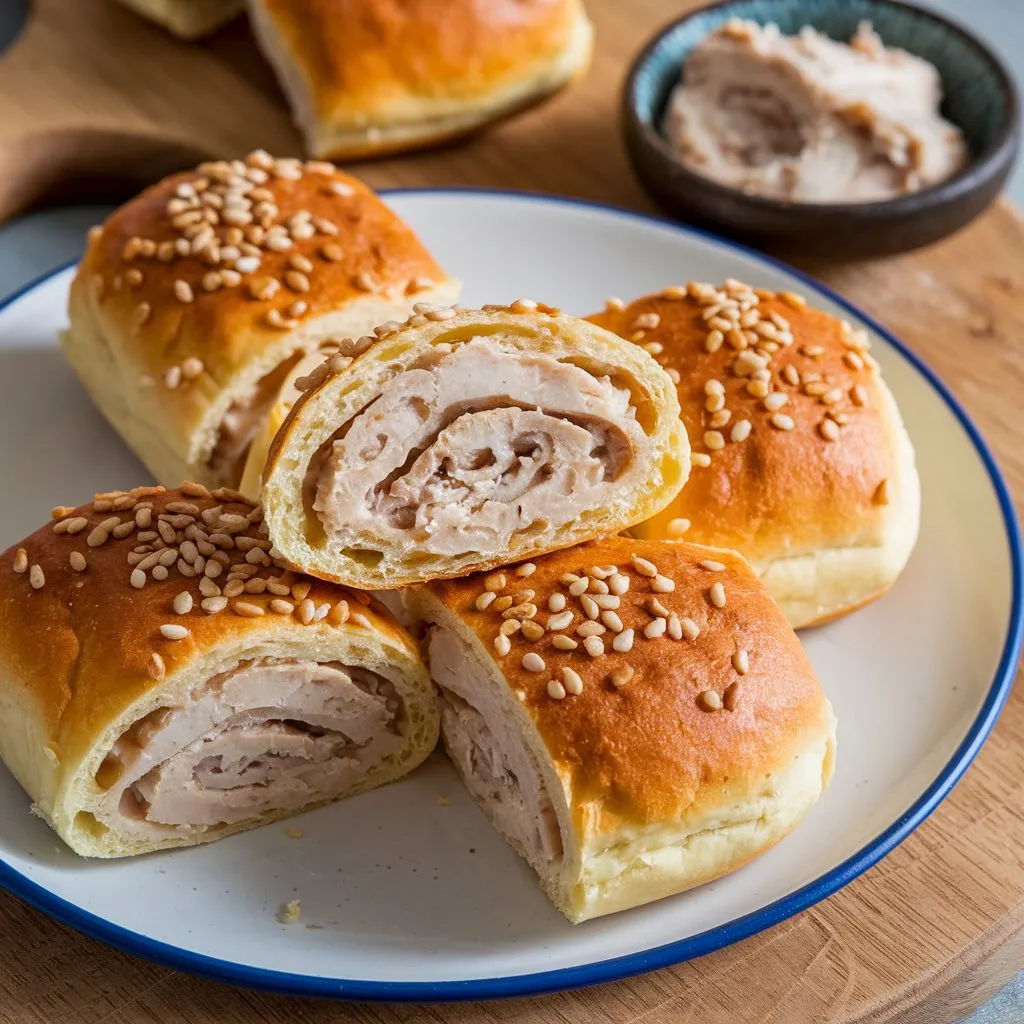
[{"xmin": 278, "ymin": 899, "xmax": 301, "ymax": 924}]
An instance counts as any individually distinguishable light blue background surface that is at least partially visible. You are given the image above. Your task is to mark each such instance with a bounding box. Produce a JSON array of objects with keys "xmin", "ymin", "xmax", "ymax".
[{"xmin": 0, "ymin": 1, "xmax": 1020, "ymax": 1019}]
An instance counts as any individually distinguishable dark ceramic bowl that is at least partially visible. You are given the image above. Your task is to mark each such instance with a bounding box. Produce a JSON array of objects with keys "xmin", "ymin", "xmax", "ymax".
[{"xmin": 623, "ymin": 0, "xmax": 1020, "ymax": 258}]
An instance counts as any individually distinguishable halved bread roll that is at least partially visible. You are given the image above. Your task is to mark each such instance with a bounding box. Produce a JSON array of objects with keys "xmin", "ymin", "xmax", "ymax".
[
  {"xmin": 261, "ymin": 302, "xmax": 690, "ymax": 589},
  {"xmin": 0, "ymin": 485, "xmax": 438, "ymax": 857},
  {"xmin": 588, "ymin": 281, "xmax": 920, "ymax": 628},
  {"xmin": 247, "ymin": 0, "xmax": 593, "ymax": 160},
  {"xmin": 63, "ymin": 151, "xmax": 460, "ymax": 495},
  {"xmin": 408, "ymin": 537, "xmax": 836, "ymax": 923}
]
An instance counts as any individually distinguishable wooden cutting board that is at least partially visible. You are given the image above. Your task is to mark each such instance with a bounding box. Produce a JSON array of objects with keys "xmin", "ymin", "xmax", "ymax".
[{"xmin": 1, "ymin": 2, "xmax": 1023, "ymax": 1022}]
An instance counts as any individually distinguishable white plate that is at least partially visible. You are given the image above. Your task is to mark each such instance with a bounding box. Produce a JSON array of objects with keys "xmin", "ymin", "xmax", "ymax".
[{"xmin": 0, "ymin": 191, "xmax": 1019, "ymax": 1001}]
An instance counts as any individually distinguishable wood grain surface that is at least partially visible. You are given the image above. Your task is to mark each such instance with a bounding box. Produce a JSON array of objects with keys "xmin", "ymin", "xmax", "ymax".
[{"xmin": 0, "ymin": 1, "xmax": 1023, "ymax": 1022}]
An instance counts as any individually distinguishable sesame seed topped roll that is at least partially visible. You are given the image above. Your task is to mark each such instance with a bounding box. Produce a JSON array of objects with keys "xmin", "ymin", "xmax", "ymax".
[
  {"xmin": 588, "ymin": 282, "xmax": 920, "ymax": 628},
  {"xmin": 407, "ymin": 537, "xmax": 836, "ymax": 923},
  {"xmin": 247, "ymin": 0, "xmax": 593, "ymax": 160},
  {"xmin": 0, "ymin": 485, "xmax": 438, "ymax": 858},
  {"xmin": 261, "ymin": 302, "xmax": 690, "ymax": 590},
  {"xmin": 62, "ymin": 151, "xmax": 460, "ymax": 495}
]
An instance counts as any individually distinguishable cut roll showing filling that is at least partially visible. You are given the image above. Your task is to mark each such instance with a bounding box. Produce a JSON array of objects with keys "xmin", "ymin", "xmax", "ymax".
[
  {"xmin": 262, "ymin": 302, "xmax": 689, "ymax": 588},
  {"xmin": 0, "ymin": 486, "xmax": 439, "ymax": 857},
  {"xmin": 63, "ymin": 151, "xmax": 460, "ymax": 493},
  {"xmin": 408, "ymin": 537, "xmax": 836, "ymax": 923}
]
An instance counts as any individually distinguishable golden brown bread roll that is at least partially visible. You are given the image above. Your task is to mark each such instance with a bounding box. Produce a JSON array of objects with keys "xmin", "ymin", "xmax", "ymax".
[
  {"xmin": 408, "ymin": 536, "xmax": 836, "ymax": 922},
  {"xmin": 116, "ymin": 0, "xmax": 243, "ymax": 38},
  {"xmin": 62, "ymin": 152, "xmax": 460, "ymax": 494},
  {"xmin": 247, "ymin": 0, "xmax": 593, "ymax": 159},
  {"xmin": 587, "ymin": 281, "xmax": 920, "ymax": 628},
  {"xmin": 0, "ymin": 485, "xmax": 439, "ymax": 857},
  {"xmin": 261, "ymin": 301, "xmax": 690, "ymax": 589}
]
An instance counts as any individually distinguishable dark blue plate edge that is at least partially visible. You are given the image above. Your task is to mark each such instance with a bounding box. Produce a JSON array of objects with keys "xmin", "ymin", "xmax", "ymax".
[{"xmin": 0, "ymin": 187, "xmax": 1018, "ymax": 1003}]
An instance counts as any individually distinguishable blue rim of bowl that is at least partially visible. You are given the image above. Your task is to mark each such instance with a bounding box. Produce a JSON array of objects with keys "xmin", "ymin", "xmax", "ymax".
[
  {"xmin": 0, "ymin": 187, "xmax": 1020, "ymax": 1002},
  {"xmin": 623, "ymin": 0, "xmax": 1022, "ymax": 218}
]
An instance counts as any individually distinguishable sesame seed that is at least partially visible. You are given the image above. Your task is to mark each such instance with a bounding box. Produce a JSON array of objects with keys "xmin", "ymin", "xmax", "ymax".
[
  {"xmin": 583, "ymin": 636, "xmax": 605, "ymax": 657},
  {"xmin": 562, "ymin": 667, "xmax": 584, "ymax": 695},
  {"xmin": 588, "ymin": 577, "xmax": 609, "ymax": 595},
  {"xmin": 164, "ymin": 366, "xmax": 182, "ymax": 389},
  {"xmin": 552, "ymin": 635, "xmax": 578, "ymax": 650},
  {"xmin": 601, "ymin": 610, "xmax": 623, "ymax": 632},
  {"xmin": 680, "ymin": 617, "xmax": 700, "ymax": 640},
  {"xmin": 667, "ymin": 518, "xmax": 691, "ymax": 538},
  {"xmin": 568, "ymin": 577, "xmax": 590, "ymax": 597},
  {"xmin": 746, "ymin": 379, "xmax": 770, "ymax": 398},
  {"xmin": 699, "ymin": 559, "xmax": 725, "ymax": 571},
  {"xmin": 577, "ymin": 620, "xmax": 606, "ymax": 638},
  {"xmin": 298, "ymin": 598, "xmax": 315, "ymax": 624},
  {"xmin": 181, "ymin": 357, "xmax": 204, "ymax": 380},
  {"xmin": 29, "ymin": 565, "xmax": 44, "ymax": 589},
  {"xmin": 610, "ymin": 666, "xmax": 634, "ymax": 688},
  {"xmin": 630, "ymin": 554, "xmax": 658, "ymax": 577},
  {"xmin": 781, "ymin": 364, "xmax": 800, "ymax": 386},
  {"xmin": 237, "ymin": 259, "xmax": 263, "ymax": 277},
  {"xmin": 494, "ymin": 634, "xmax": 511, "ymax": 656},
  {"xmin": 475, "ymin": 591, "xmax": 496, "ymax": 611},
  {"xmin": 709, "ymin": 582, "xmax": 727, "ymax": 608},
  {"xmin": 580, "ymin": 595, "xmax": 599, "ymax": 619},
  {"xmin": 611, "ymin": 629, "xmax": 634, "ymax": 652},
  {"xmin": 608, "ymin": 573, "xmax": 630, "ymax": 595},
  {"xmin": 86, "ymin": 525, "xmax": 110, "ymax": 547},
  {"xmin": 201, "ymin": 597, "xmax": 227, "ymax": 614},
  {"xmin": 666, "ymin": 613, "xmax": 683, "ymax": 640},
  {"xmin": 779, "ymin": 291, "xmax": 806, "ymax": 310},
  {"xmin": 851, "ymin": 384, "xmax": 868, "ymax": 406},
  {"xmin": 730, "ymin": 419, "xmax": 752, "ymax": 442},
  {"xmin": 733, "ymin": 648, "xmax": 749, "ymax": 674},
  {"xmin": 522, "ymin": 652, "xmax": 545, "ymax": 673},
  {"xmin": 320, "ymin": 243, "xmax": 343, "ymax": 262},
  {"xmin": 270, "ymin": 598, "xmax": 294, "ymax": 615},
  {"xmin": 820, "ymin": 388, "xmax": 843, "ymax": 406},
  {"xmin": 647, "ymin": 597, "xmax": 669, "ymax": 617},
  {"xmin": 13, "ymin": 548, "xmax": 27, "ymax": 574},
  {"xmin": 547, "ymin": 610, "xmax": 574, "ymax": 631},
  {"xmin": 499, "ymin": 619, "xmax": 520, "ymax": 637},
  {"xmin": 147, "ymin": 652, "xmax": 166, "ymax": 680},
  {"xmin": 160, "ymin": 624, "xmax": 189, "ymax": 640},
  {"xmin": 691, "ymin": 452, "xmax": 712, "ymax": 468},
  {"xmin": 874, "ymin": 479, "xmax": 890, "ymax": 505},
  {"xmin": 151, "ymin": 565, "xmax": 169, "ymax": 581},
  {"xmin": 285, "ymin": 270, "xmax": 310, "ymax": 293},
  {"xmin": 548, "ymin": 593, "xmax": 566, "ymax": 612},
  {"xmin": 770, "ymin": 412, "xmax": 795, "ymax": 431},
  {"xmin": 353, "ymin": 271, "xmax": 377, "ymax": 292},
  {"xmin": 705, "ymin": 330, "xmax": 724, "ymax": 353},
  {"xmin": 819, "ymin": 418, "xmax": 840, "ymax": 441},
  {"xmin": 484, "ymin": 572, "xmax": 507, "ymax": 591},
  {"xmin": 703, "ymin": 430, "xmax": 725, "ymax": 451},
  {"xmin": 705, "ymin": 392, "xmax": 725, "ymax": 414},
  {"xmin": 173, "ymin": 592, "xmax": 193, "ymax": 615},
  {"xmin": 215, "ymin": 578, "xmax": 236, "ymax": 598},
  {"xmin": 69, "ymin": 551, "xmax": 86, "ymax": 572},
  {"xmin": 591, "ymin": 594, "xmax": 620, "ymax": 610},
  {"xmin": 547, "ymin": 679, "xmax": 566, "ymax": 700},
  {"xmin": 708, "ymin": 409, "xmax": 731, "ymax": 429},
  {"xmin": 172, "ymin": 280, "xmax": 194, "ymax": 304},
  {"xmin": 65, "ymin": 517, "xmax": 88, "ymax": 535},
  {"xmin": 521, "ymin": 620, "xmax": 545, "ymax": 641},
  {"xmin": 763, "ymin": 392, "xmax": 789, "ymax": 412},
  {"xmin": 644, "ymin": 618, "xmax": 666, "ymax": 639},
  {"xmin": 128, "ymin": 568, "xmax": 146, "ymax": 589},
  {"xmin": 699, "ymin": 689, "xmax": 723, "ymax": 711},
  {"xmin": 234, "ymin": 601, "xmax": 265, "ymax": 618},
  {"xmin": 514, "ymin": 562, "xmax": 536, "ymax": 577},
  {"xmin": 652, "ymin": 575, "xmax": 675, "ymax": 593}
]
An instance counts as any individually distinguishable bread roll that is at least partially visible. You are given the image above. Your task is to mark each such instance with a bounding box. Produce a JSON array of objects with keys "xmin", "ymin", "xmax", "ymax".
[
  {"xmin": 261, "ymin": 301, "xmax": 690, "ymax": 589},
  {"xmin": 588, "ymin": 282, "xmax": 920, "ymax": 628},
  {"xmin": 116, "ymin": 0, "xmax": 243, "ymax": 38},
  {"xmin": 408, "ymin": 536, "xmax": 836, "ymax": 922},
  {"xmin": 63, "ymin": 152, "xmax": 460, "ymax": 495},
  {"xmin": 0, "ymin": 485, "xmax": 438, "ymax": 857},
  {"xmin": 247, "ymin": 0, "xmax": 593, "ymax": 159}
]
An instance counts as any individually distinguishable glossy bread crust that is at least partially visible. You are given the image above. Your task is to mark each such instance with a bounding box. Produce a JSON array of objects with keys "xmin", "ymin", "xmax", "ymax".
[
  {"xmin": 63, "ymin": 153, "xmax": 457, "ymax": 488},
  {"xmin": 248, "ymin": 0, "xmax": 594, "ymax": 158},
  {"xmin": 588, "ymin": 283, "xmax": 920, "ymax": 627}
]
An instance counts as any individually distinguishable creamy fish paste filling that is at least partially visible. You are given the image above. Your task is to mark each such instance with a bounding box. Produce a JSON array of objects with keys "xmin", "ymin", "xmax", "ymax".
[
  {"xmin": 314, "ymin": 339, "xmax": 647, "ymax": 558},
  {"xmin": 96, "ymin": 659, "xmax": 404, "ymax": 832},
  {"xmin": 428, "ymin": 625, "xmax": 562, "ymax": 866}
]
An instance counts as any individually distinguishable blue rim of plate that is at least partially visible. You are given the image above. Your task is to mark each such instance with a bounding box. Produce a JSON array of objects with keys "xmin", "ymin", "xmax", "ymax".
[{"xmin": 0, "ymin": 188, "xmax": 1020, "ymax": 1002}]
